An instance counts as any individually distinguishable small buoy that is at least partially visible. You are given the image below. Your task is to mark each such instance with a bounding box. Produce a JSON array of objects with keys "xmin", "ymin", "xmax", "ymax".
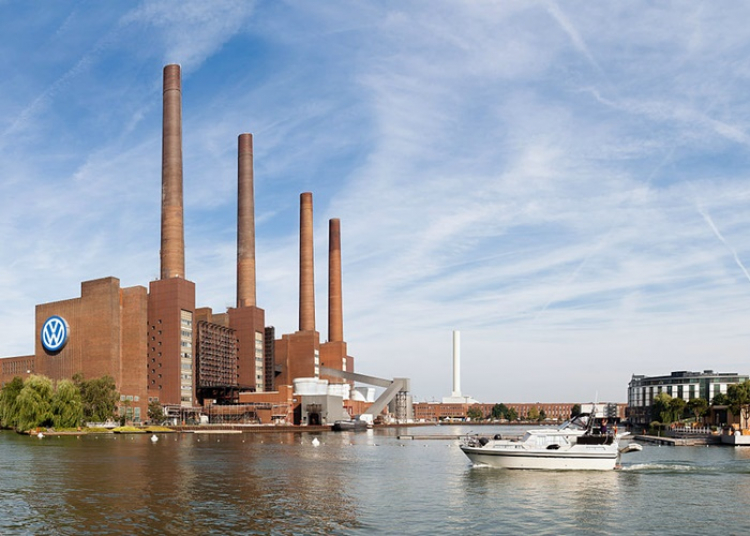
[
  {"xmin": 37, "ymin": 432, "xmax": 44, "ymax": 439},
  {"xmin": 311, "ymin": 437, "xmax": 320, "ymax": 447},
  {"xmin": 151, "ymin": 434, "xmax": 158, "ymax": 442}
]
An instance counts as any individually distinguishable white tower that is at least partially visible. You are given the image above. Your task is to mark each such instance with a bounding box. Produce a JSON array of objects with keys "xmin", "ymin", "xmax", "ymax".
[
  {"xmin": 442, "ymin": 330, "xmax": 479, "ymax": 404},
  {"xmin": 452, "ymin": 330, "xmax": 462, "ymax": 398}
]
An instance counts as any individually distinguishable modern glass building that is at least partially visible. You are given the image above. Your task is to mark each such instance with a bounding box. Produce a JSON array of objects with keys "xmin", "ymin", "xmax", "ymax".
[{"xmin": 627, "ymin": 370, "xmax": 748, "ymax": 426}]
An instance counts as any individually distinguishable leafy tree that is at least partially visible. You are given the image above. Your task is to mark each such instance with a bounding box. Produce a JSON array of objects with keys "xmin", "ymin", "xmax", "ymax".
[
  {"xmin": 16, "ymin": 375, "xmax": 54, "ymax": 432},
  {"xmin": 527, "ymin": 406, "xmax": 540, "ymax": 421},
  {"xmin": 712, "ymin": 392, "xmax": 729, "ymax": 406},
  {"xmin": 52, "ymin": 379, "xmax": 83, "ymax": 428},
  {"xmin": 570, "ymin": 404, "xmax": 582, "ymax": 418},
  {"xmin": 148, "ymin": 400, "xmax": 165, "ymax": 423},
  {"xmin": 652, "ymin": 392, "xmax": 674, "ymax": 423},
  {"xmin": 75, "ymin": 375, "xmax": 118, "ymax": 422},
  {"xmin": 467, "ymin": 406, "xmax": 483, "ymax": 421},
  {"xmin": 727, "ymin": 380, "xmax": 750, "ymax": 426},
  {"xmin": 669, "ymin": 397, "xmax": 687, "ymax": 423},
  {"xmin": 538, "ymin": 409, "xmax": 547, "ymax": 422},
  {"xmin": 0, "ymin": 376, "xmax": 24, "ymax": 429},
  {"xmin": 687, "ymin": 398, "xmax": 709, "ymax": 422},
  {"xmin": 506, "ymin": 407, "xmax": 518, "ymax": 422},
  {"xmin": 491, "ymin": 403, "xmax": 508, "ymax": 420}
]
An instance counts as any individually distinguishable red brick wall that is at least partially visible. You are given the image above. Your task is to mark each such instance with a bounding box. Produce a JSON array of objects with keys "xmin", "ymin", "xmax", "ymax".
[
  {"xmin": 147, "ymin": 278, "xmax": 195, "ymax": 406},
  {"xmin": 228, "ymin": 305, "xmax": 265, "ymax": 390}
]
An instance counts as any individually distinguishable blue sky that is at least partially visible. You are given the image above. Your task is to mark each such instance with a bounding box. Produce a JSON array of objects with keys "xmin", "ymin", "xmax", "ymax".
[{"xmin": 2, "ymin": 1, "xmax": 750, "ymax": 403}]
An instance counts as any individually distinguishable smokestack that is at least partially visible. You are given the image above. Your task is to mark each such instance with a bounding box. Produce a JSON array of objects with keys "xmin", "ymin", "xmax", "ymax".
[
  {"xmin": 452, "ymin": 330, "xmax": 462, "ymax": 398},
  {"xmin": 237, "ymin": 133, "xmax": 256, "ymax": 307},
  {"xmin": 328, "ymin": 218, "xmax": 343, "ymax": 342},
  {"xmin": 299, "ymin": 192, "xmax": 315, "ymax": 331},
  {"xmin": 160, "ymin": 64, "xmax": 185, "ymax": 280}
]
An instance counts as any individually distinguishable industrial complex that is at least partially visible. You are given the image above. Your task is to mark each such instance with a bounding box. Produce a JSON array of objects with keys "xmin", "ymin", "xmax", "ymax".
[{"xmin": 0, "ymin": 64, "xmax": 412, "ymax": 426}]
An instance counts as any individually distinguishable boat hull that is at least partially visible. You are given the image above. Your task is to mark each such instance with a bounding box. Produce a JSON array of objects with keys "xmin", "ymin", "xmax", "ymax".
[{"xmin": 460, "ymin": 445, "xmax": 618, "ymax": 471}]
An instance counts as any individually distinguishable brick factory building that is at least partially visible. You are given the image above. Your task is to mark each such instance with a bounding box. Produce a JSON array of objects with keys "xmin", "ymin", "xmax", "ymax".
[
  {"xmin": 413, "ymin": 402, "xmax": 627, "ymax": 422},
  {"xmin": 0, "ymin": 64, "xmax": 356, "ymax": 424}
]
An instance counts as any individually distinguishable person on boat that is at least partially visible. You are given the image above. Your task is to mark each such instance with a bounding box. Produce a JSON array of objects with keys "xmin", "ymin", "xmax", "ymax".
[{"xmin": 600, "ymin": 419, "xmax": 608, "ymax": 435}]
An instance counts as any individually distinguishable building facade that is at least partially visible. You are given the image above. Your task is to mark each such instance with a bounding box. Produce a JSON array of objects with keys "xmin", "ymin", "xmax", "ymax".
[{"xmin": 627, "ymin": 370, "xmax": 749, "ymax": 426}]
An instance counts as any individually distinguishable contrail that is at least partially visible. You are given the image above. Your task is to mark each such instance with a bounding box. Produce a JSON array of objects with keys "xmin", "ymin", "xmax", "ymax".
[{"xmin": 698, "ymin": 206, "xmax": 750, "ymax": 283}]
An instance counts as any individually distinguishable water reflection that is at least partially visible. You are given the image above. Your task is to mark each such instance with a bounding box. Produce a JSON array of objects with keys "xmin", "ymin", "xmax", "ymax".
[{"xmin": 5, "ymin": 429, "xmax": 750, "ymax": 535}]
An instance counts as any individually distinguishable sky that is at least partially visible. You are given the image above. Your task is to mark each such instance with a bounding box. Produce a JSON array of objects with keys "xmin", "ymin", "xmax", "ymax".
[{"xmin": 2, "ymin": 1, "xmax": 750, "ymax": 404}]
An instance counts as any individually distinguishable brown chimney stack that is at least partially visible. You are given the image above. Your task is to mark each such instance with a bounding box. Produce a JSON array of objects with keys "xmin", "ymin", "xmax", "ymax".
[
  {"xmin": 299, "ymin": 192, "xmax": 315, "ymax": 331},
  {"xmin": 237, "ymin": 133, "xmax": 256, "ymax": 307},
  {"xmin": 160, "ymin": 64, "xmax": 185, "ymax": 279},
  {"xmin": 328, "ymin": 218, "xmax": 343, "ymax": 342}
]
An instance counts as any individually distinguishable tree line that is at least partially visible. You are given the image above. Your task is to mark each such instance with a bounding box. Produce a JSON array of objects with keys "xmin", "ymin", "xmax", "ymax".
[
  {"xmin": 0, "ymin": 374, "xmax": 118, "ymax": 432},
  {"xmin": 651, "ymin": 379, "xmax": 750, "ymax": 426}
]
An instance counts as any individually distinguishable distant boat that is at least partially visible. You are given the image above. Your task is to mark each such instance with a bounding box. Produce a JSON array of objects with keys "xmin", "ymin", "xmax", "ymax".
[{"xmin": 332, "ymin": 417, "xmax": 371, "ymax": 432}]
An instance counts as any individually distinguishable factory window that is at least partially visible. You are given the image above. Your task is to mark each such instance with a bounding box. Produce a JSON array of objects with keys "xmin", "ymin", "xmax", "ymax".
[{"xmin": 158, "ymin": 331, "xmax": 162, "ymax": 335}]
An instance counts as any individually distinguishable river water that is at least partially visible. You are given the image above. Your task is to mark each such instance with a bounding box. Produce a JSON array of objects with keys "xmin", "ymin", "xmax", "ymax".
[{"xmin": 1, "ymin": 425, "xmax": 748, "ymax": 535}]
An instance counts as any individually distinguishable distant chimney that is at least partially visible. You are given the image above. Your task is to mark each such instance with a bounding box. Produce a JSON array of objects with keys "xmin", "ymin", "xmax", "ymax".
[
  {"xmin": 299, "ymin": 192, "xmax": 315, "ymax": 331},
  {"xmin": 160, "ymin": 64, "xmax": 185, "ymax": 279},
  {"xmin": 237, "ymin": 133, "xmax": 256, "ymax": 308},
  {"xmin": 452, "ymin": 330, "xmax": 462, "ymax": 398},
  {"xmin": 328, "ymin": 218, "xmax": 343, "ymax": 342}
]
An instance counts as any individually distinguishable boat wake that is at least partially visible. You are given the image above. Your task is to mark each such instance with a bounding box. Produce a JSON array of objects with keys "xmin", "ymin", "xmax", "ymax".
[{"xmin": 619, "ymin": 462, "xmax": 698, "ymax": 473}]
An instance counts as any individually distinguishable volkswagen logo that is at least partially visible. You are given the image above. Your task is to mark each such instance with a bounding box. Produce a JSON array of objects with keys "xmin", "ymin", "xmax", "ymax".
[{"xmin": 41, "ymin": 316, "xmax": 69, "ymax": 353}]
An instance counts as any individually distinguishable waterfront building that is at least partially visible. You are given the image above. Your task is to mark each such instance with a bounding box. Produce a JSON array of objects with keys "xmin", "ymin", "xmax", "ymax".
[{"xmin": 627, "ymin": 370, "xmax": 749, "ymax": 427}]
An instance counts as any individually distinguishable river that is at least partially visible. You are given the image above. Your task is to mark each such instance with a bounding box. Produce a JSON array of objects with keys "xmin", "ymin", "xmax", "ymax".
[{"xmin": 1, "ymin": 425, "xmax": 748, "ymax": 535}]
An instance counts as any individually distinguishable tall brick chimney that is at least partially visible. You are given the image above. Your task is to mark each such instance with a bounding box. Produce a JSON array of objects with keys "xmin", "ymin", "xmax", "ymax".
[
  {"xmin": 160, "ymin": 64, "xmax": 185, "ymax": 280},
  {"xmin": 237, "ymin": 133, "xmax": 256, "ymax": 307},
  {"xmin": 299, "ymin": 192, "xmax": 315, "ymax": 332},
  {"xmin": 328, "ymin": 218, "xmax": 343, "ymax": 342}
]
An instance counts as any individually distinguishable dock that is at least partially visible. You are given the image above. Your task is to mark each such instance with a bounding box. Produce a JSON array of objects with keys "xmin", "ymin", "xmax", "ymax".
[{"xmin": 633, "ymin": 434, "xmax": 721, "ymax": 446}]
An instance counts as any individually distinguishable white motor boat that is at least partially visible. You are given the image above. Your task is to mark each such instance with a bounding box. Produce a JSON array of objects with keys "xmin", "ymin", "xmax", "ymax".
[{"xmin": 460, "ymin": 411, "xmax": 641, "ymax": 471}]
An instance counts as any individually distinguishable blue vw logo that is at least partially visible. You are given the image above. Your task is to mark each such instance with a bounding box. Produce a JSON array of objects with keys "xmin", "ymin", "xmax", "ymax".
[{"xmin": 41, "ymin": 316, "xmax": 69, "ymax": 352}]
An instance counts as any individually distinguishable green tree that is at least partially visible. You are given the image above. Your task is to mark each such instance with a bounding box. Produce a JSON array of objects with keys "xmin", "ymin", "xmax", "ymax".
[
  {"xmin": 506, "ymin": 407, "xmax": 518, "ymax": 422},
  {"xmin": 76, "ymin": 375, "xmax": 118, "ymax": 423},
  {"xmin": 687, "ymin": 398, "xmax": 709, "ymax": 422},
  {"xmin": 712, "ymin": 392, "xmax": 729, "ymax": 406},
  {"xmin": 16, "ymin": 375, "xmax": 54, "ymax": 432},
  {"xmin": 52, "ymin": 379, "xmax": 83, "ymax": 428},
  {"xmin": 669, "ymin": 397, "xmax": 687, "ymax": 423},
  {"xmin": 727, "ymin": 380, "xmax": 750, "ymax": 426},
  {"xmin": 467, "ymin": 406, "xmax": 483, "ymax": 421},
  {"xmin": 0, "ymin": 376, "xmax": 24, "ymax": 429},
  {"xmin": 570, "ymin": 404, "xmax": 582, "ymax": 418},
  {"xmin": 527, "ymin": 406, "xmax": 540, "ymax": 421},
  {"xmin": 652, "ymin": 392, "xmax": 674, "ymax": 423},
  {"xmin": 491, "ymin": 403, "xmax": 508, "ymax": 420},
  {"xmin": 538, "ymin": 409, "xmax": 547, "ymax": 422},
  {"xmin": 148, "ymin": 401, "xmax": 165, "ymax": 423}
]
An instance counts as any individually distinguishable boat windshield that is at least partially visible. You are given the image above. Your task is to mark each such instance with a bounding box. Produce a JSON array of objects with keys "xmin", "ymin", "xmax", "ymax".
[{"xmin": 557, "ymin": 414, "xmax": 590, "ymax": 431}]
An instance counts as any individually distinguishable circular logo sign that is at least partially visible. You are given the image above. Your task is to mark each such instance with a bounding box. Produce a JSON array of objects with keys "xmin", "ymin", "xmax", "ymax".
[{"xmin": 41, "ymin": 316, "xmax": 69, "ymax": 353}]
